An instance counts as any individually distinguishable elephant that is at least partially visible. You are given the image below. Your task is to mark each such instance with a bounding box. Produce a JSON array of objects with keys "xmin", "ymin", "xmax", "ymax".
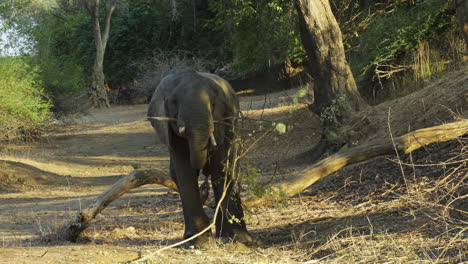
[{"xmin": 147, "ymin": 69, "xmax": 254, "ymax": 248}]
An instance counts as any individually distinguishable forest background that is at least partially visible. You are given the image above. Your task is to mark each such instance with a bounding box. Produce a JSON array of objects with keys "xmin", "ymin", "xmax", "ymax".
[{"xmin": 0, "ymin": 0, "xmax": 465, "ymax": 139}]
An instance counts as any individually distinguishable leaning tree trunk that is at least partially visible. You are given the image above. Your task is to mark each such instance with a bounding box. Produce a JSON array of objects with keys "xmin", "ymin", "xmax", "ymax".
[{"xmin": 294, "ymin": 0, "xmax": 367, "ymax": 115}]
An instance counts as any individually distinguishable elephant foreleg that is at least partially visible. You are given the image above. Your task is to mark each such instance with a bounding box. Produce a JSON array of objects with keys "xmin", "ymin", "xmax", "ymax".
[{"xmin": 169, "ymin": 140, "xmax": 213, "ymax": 248}]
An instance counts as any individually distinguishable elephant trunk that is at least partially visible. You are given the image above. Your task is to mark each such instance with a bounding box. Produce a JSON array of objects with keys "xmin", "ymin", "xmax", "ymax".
[
  {"xmin": 179, "ymin": 91, "xmax": 215, "ymax": 170},
  {"xmin": 188, "ymin": 129, "xmax": 211, "ymax": 169},
  {"xmin": 189, "ymin": 142, "xmax": 208, "ymax": 169},
  {"xmin": 187, "ymin": 114, "xmax": 215, "ymax": 170}
]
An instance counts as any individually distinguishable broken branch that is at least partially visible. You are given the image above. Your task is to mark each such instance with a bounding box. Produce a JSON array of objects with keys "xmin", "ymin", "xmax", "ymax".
[
  {"xmin": 59, "ymin": 168, "xmax": 176, "ymax": 241},
  {"xmin": 244, "ymin": 119, "xmax": 468, "ymax": 206}
]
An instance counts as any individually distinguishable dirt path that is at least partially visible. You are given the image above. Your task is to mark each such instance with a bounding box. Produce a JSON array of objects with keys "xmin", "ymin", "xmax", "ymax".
[
  {"xmin": 0, "ymin": 89, "xmax": 317, "ymax": 263},
  {"xmin": 0, "ymin": 67, "xmax": 466, "ymax": 263}
]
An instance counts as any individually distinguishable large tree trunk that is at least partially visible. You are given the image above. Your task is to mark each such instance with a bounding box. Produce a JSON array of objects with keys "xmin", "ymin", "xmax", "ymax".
[
  {"xmin": 88, "ymin": 0, "xmax": 114, "ymax": 108},
  {"xmin": 294, "ymin": 0, "xmax": 367, "ymax": 115}
]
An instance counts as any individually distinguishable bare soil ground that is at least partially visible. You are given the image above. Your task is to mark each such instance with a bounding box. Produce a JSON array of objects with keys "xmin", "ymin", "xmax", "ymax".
[{"xmin": 0, "ymin": 66, "xmax": 466, "ymax": 264}]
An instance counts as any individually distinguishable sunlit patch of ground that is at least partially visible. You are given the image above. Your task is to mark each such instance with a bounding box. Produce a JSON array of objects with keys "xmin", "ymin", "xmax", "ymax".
[{"xmin": 0, "ymin": 67, "xmax": 466, "ymax": 263}]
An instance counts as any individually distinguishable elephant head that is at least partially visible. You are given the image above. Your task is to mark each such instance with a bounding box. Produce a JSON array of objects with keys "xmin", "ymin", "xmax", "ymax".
[{"xmin": 159, "ymin": 72, "xmax": 238, "ymax": 170}]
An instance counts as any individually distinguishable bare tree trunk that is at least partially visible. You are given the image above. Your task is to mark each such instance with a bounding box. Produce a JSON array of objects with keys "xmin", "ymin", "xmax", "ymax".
[
  {"xmin": 88, "ymin": 0, "xmax": 115, "ymax": 108},
  {"xmin": 294, "ymin": 0, "xmax": 367, "ymax": 115},
  {"xmin": 57, "ymin": 119, "xmax": 467, "ymax": 241},
  {"xmin": 91, "ymin": 56, "xmax": 110, "ymax": 108}
]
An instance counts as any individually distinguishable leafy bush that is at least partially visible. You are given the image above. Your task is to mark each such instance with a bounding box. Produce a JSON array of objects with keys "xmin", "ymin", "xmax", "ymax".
[
  {"xmin": 33, "ymin": 12, "xmax": 89, "ymax": 98},
  {"xmin": 209, "ymin": 0, "xmax": 305, "ymax": 77},
  {"xmin": 342, "ymin": 0, "xmax": 463, "ymax": 101},
  {"xmin": 356, "ymin": 0, "xmax": 454, "ymax": 76},
  {"xmin": 0, "ymin": 56, "xmax": 51, "ymax": 140},
  {"xmin": 31, "ymin": 11, "xmax": 92, "ymax": 114}
]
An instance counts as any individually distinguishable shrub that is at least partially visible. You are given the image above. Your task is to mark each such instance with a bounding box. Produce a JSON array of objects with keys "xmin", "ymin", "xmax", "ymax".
[
  {"xmin": 0, "ymin": 56, "xmax": 51, "ymax": 140},
  {"xmin": 33, "ymin": 13, "xmax": 89, "ymax": 98},
  {"xmin": 346, "ymin": 0, "xmax": 463, "ymax": 102},
  {"xmin": 208, "ymin": 0, "xmax": 305, "ymax": 78},
  {"xmin": 356, "ymin": 0, "xmax": 454, "ymax": 74}
]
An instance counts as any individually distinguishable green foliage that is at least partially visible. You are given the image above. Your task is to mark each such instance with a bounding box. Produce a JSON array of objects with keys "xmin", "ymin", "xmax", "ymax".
[
  {"xmin": 0, "ymin": 56, "xmax": 51, "ymax": 139},
  {"xmin": 320, "ymin": 94, "xmax": 350, "ymax": 127},
  {"xmin": 268, "ymin": 186, "xmax": 288, "ymax": 211},
  {"xmin": 240, "ymin": 163, "xmax": 271, "ymax": 198},
  {"xmin": 356, "ymin": 0, "xmax": 454, "ymax": 76},
  {"xmin": 328, "ymin": 0, "xmax": 463, "ymax": 101},
  {"xmin": 239, "ymin": 163, "xmax": 288, "ymax": 208},
  {"xmin": 274, "ymin": 122, "xmax": 287, "ymax": 134},
  {"xmin": 33, "ymin": 12, "xmax": 89, "ymax": 97},
  {"xmin": 208, "ymin": 0, "xmax": 305, "ymax": 77},
  {"xmin": 25, "ymin": 0, "xmax": 305, "ymax": 95},
  {"xmin": 0, "ymin": 1, "xmax": 37, "ymax": 56}
]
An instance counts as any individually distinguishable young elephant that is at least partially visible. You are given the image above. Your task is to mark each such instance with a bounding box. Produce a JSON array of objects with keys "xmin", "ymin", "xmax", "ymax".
[{"xmin": 148, "ymin": 69, "xmax": 254, "ymax": 248}]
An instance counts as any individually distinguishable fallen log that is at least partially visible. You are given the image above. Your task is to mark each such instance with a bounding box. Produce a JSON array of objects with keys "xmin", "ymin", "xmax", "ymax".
[
  {"xmin": 59, "ymin": 168, "xmax": 176, "ymax": 242},
  {"xmin": 59, "ymin": 119, "xmax": 467, "ymax": 241},
  {"xmin": 244, "ymin": 119, "xmax": 468, "ymax": 206}
]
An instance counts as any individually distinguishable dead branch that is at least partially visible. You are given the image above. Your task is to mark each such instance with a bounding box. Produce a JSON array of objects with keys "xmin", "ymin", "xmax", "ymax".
[
  {"xmin": 59, "ymin": 168, "xmax": 176, "ymax": 242},
  {"xmin": 244, "ymin": 119, "xmax": 468, "ymax": 206},
  {"xmin": 59, "ymin": 119, "xmax": 467, "ymax": 241}
]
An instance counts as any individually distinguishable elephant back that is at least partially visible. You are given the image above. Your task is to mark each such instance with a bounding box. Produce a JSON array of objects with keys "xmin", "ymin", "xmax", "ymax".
[{"xmin": 197, "ymin": 72, "xmax": 239, "ymax": 115}]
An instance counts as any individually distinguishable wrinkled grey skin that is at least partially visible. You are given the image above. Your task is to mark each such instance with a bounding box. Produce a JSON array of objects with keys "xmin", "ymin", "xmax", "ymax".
[{"xmin": 148, "ymin": 69, "xmax": 253, "ymax": 248}]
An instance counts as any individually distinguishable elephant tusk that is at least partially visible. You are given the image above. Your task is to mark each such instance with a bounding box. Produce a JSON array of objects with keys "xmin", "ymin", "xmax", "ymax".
[
  {"xmin": 210, "ymin": 134, "xmax": 217, "ymax": 147},
  {"xmin": 179, "ymin": 126, "xmax": 186, "ymax": 134}
]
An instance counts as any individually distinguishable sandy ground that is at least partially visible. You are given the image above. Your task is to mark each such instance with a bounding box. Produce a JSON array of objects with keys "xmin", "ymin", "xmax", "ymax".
[{"xmin": 0, "ymin": 66, "xmax": 466, "ymax": 263}]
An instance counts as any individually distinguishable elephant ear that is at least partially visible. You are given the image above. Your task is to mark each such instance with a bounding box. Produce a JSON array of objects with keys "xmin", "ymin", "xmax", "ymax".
[{"xmin": 148, "ymin": 77, "xmax": 175, "ymax": 146}]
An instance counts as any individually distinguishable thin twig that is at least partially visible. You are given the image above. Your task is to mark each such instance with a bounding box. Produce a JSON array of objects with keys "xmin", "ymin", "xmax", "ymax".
[{"xmin": 387, "ymin": 107, "xmax": 408, "ymax": 189}]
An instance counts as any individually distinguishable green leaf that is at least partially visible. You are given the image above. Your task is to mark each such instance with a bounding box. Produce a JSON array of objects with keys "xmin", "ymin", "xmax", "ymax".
[{"xmin": 274, "ymin": 123, "xmax": 287, "ymax": 134}]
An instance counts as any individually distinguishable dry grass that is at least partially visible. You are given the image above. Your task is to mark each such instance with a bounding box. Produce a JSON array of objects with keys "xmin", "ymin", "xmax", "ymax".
[
  {"xmin": 0, "ymin": 68, "xmax": 466, "ymax": 263},
  {"xmin": 289, "ymin": 137, "xmax": 467, "ymax": 264}
]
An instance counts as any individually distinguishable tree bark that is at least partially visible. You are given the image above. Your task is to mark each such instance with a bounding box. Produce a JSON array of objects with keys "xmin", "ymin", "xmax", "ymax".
[
  {"xmin": 294, "ymin": 0, "xmax": 367, "ymax": 114},
  {"xmin": 58, "ymin": 119, "xmax": 467, "ymax": 241},
  {"xmin": 89, "ymin": 0, "xmax": 114, "ymax": 108}
]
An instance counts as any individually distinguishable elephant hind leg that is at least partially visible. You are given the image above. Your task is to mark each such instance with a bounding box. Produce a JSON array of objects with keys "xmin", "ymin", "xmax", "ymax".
[{"xmin": 211, "ymin": 177, "xmax": 253, "ymax": 244}]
